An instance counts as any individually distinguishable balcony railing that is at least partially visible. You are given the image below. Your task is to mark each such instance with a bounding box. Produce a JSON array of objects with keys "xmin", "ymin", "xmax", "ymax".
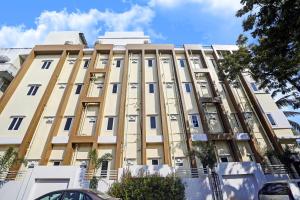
[
  {"xmin": 0, "ymin": 63, "xmax": 18, "ymax": 78},
  {"xmin": 261, "ymin": 164, "xmax": 289, "ymax": 175},
  {"xmin": 85, "ymin": 170, "xmax": 118, "ymax": 180},
  {"xmin": 0, "ymin": 170, "xmax": 27, "ymax": 181}
]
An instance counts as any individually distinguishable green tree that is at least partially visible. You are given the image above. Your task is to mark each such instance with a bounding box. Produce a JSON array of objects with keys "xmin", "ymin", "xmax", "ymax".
[
  {"xmin": 87, "ymin": 149, "xmax": 112, "ymax": 190},
  {"xmin": 220, "ymin": 0, "xmax": 300, "ymax": 98},
  {"xmin": 108, "ymin": 171, "xmax": 185, "ymax": 200},
  {"xmin": 192, "ymin": 141, "xmax": 217, "ymax": 169},
  {"xmin": 275, "ymin": 95, "xmax": 300, "ymax": 134},
  {"xmin": 0, "ymin": 147, "xmax": 21, "ymax": 174}
]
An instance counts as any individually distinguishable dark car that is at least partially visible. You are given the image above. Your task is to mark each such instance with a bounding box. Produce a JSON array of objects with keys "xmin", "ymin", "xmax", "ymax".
[
  {"xmin": 35, "ymin": 189, "xmax": 120, "ymax": 200},
  {"xmin": 258, "ymin": 180, "xmax": 300, "ymax": 200}
]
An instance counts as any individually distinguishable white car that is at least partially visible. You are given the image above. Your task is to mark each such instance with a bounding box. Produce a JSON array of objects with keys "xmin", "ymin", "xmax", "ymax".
[{"xmin": 258, "ymin": 180, "xmax": 300, "ymax": 200}]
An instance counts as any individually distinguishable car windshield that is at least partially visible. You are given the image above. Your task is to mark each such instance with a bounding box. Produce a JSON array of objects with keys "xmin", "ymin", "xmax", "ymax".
[{"xmin": 94, "ymin": 191, "xmax": 114, "ymax": 199}]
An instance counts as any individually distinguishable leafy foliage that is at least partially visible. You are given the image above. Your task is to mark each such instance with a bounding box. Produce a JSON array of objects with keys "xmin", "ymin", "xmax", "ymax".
[
  {"xmin": 0, "ymin": 147, "xmax": 22, "ymax": 174},
  {"xmin": 265, "ymin": 145, "xmax": 297, "ymax": 168},
  {"xmin": 108, "ymin": 171, "xmax": 185, "ymax": 200},
  {"xmin": 88, "ymin": 149, "xmax": 112, "ymax": 190},
  {"xmin": 192, "ymin": 141, "xmax": 217, "ymax": 169},
  {"xmin": 220, "ymin": 0, "xmax": 300, "ymax": 98}
]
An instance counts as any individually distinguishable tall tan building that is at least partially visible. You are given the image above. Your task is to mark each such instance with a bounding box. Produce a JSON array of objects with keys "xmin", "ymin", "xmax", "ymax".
[{"xmin": 0, "ymin": 31, "xmax": 298, "ymax": 182}]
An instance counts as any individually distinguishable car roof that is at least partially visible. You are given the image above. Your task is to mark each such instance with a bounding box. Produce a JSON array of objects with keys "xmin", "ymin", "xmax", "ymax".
[
  {"xmin": 40, "ymin": 189, "xmax": 120, "ymax": 199},
  {"xmin": 264, "ymin": 179, "xmax": 300, "ymax": 184}
]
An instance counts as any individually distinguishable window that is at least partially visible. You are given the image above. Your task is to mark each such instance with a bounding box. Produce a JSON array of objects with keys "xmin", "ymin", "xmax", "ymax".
[
  {"xmin": 75, "ymin": 84, "xmax": 82, "ymax": 94},
  {"xmin": 149, "ymin": 83, "xmax": 154, "ymax": 93},
  {"xmin": 8, "ymin": 117, "xmax": 24, "ymax": 130},
  {"xmin": 41, "ymin": 60, "xmax": 52, "ymax": 69},
  {"xmin": 148, "ymin": 59, "xmax": 153, "ymax": 67},
  {"xmin": 250, "ymin": 82, "xmax": 258, "ymax": 91},
  {"xmin": 267, "ymin": 113, "xmax": 276, "ymax": 125},
  {"xmin": 175, "ymin": 158, "xmax": 183, "ymax": 167},
  {"xmin": 185, "ymin": 83, "xmax": 191, "ymax": 92},
  {"xmin": 112, "ymin": 84, "xmax": 118, "ymax": 93},
  {"xmin": 61, "ymin": 191, "xmax": 85, "ymax": 200},
  {"xmin": 116, "ymin": 59, "xmax": 121, "ymax": 68},
  {"xmin": 179, "ymin": 59, "xmax": 185, "ymax": 67},
  {"xmin": 151, "ymin": 159, "xmax": 159, "ymax": 165},
  {"xmin": 53, "ymin": 161, "xmax": 60, "ymax": 166},
  {"xmin": 100, "ymin": 160, "xmax": 109, "ymax": 177},
  {"xmin": 36, "ymin": 191, "xmax": 63, "ymax": 200},
  {"xmin": 259, "ymin": 183, "xmax": 290, "ymax": 196},
  {"xmin": 220, "ymin": 157, "xmax": 229, "ymax": 162},
  {"xmin": 64, "ymin": 117, "xmax": 73, "ymax": 131},
  {"xmin": 150, "ymin": 116, "xmax": 156, "ymax": 129},
  {"xmin": 191, "ymin": 115, "xmax": 199, "ymax": 127},
  {"xmin": 83, "ymin": 59, "xmax": 90, "ymax": 69},
  {"xmin": 27, "ymin": 85, "xmax": 40, "ymax": 96},
  {"xmin": 107, "ymin": 117, "xmax": 114, "ymax": 130}
]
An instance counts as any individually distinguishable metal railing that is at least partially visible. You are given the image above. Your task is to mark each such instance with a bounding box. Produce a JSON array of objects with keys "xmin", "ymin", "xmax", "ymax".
[
  {"xmin": 261, "ymin": 164, "xmax": 289, "ymax": 175},
  {"xmin": 0, "ymin": 170, "xmax": 27, "ymax": 181},
  {"xmin": 174, "ymin": 167, "xmax": 209, "ymax": 178},
  {"xmin": 85, "ymin": 170, "xmax": 118, "ymax": 180}
]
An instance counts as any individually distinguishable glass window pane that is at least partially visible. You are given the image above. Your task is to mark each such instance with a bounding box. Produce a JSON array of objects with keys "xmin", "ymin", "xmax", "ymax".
[
  {"xmin": 150, "ymin": 116, "xmax": 156, "ymax": 129},
  {"xmin": 107, "ymin": 117, "xmax": 114, "ymax": 130}
]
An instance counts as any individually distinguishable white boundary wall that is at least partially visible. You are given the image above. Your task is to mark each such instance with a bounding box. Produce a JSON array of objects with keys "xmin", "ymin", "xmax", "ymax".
[{"xmin": 0, "ymin": 162, "xmax": 290, "ymax": 200}]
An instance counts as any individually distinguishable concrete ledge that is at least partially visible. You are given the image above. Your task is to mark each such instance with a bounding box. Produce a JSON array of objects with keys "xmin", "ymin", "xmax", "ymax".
[
  {"xmin": 191, "ymin": 134, "xmax": 208, "ymax": 142},
  {"xmin": 52, "ymin": 136, "xmax": 69, "ymax": 144},
  {"xmin": 235, "ymin": 132, "xmax": 250, "ymax": 141},
  {"xmin": 0, "ymin": 136, "xmax": 23, "ymax": 144},
  {"xmin": 97, "ymin": 136, "xmax": 117, "ymax": 144},
  {"xmin": 146, "ymin": 135, "xmax": 163, "ymax": 143}
]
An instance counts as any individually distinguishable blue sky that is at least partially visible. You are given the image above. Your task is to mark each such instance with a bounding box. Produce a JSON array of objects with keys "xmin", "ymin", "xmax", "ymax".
[
  {"xmin": 0, "ymin": 0, "xmax": 243, "ymax": 47},
  {"xmin": 0, "ymin": 0, "xmax": 298, "ymax": 123}
]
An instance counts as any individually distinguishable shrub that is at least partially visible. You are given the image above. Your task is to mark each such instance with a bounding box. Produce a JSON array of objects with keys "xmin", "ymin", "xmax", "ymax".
[{"xmin": 108, "ymin": 172, "xmax": 185, "ymax": 200}]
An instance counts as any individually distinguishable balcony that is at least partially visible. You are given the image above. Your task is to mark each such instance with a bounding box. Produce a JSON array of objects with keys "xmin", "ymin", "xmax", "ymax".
[{"xmin": 0, "ymin": 63, "xmax": 18, "ymax": 80}]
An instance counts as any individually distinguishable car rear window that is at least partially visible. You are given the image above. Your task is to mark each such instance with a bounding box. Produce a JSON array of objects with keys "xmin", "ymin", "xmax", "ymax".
[{"xmin": 260, "ymin": 183, "xmax": 290, "ymax": 195}]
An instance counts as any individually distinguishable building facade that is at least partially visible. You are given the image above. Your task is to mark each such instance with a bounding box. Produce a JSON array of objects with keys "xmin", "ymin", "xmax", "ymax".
[{"xmin": 0, "ymin": 32, "xmax": 298, "ymax": 180}]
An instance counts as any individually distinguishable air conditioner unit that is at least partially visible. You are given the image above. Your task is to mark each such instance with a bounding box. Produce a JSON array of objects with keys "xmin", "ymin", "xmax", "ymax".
[
  {"xmin": 162, "ymin": 59, "xmax": 169, "ymax": 63},
  {"xmin": 170, "ymin": 115, "xmax": 177, "ymax": 120},
  {"xmin": 101, "ymin": 59, "xmax": 108, "ymax": 64},
  {"xmin": 27, "ymin": 161, "xmax": 37, "ymax": 169},
  {"xmin": 131, "ymin": 83, "xmax": 138, "ymax": 88},
  {"xmin": 128, "ymin": 115, "xmax": 136, "ymax": 122},
  {"xmin": 68, "ymin": 59, "xmax": 76, "ymax": 64},
  {"xmin": 97, "ymin": 73, "xmax": 105, "ymax": 78},
  {"xmin": 80, "ymin": 161, "xmax": 87, "ymax": 168},
  {"xmin": 131, "ymin": 59, "xmax": 138, "ymax": 63},
  {"xmin": 46, "ymin": 119, "xmax": 54, "ymax": 124},
  {"xmin": 166, "ymin": 83, "xmax": 173, "ymax": 88},
  {"xmin": 97, "ymin": 84, "xmax": 103, "ymax": 89}
]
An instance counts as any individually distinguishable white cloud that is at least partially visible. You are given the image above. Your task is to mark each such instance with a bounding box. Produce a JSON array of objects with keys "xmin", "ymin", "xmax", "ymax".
[
  {"xmin": 0, "ymin": 5, "xmax": 155, "ymax": 47},
  {"xmin": 149, "ymin": 0, "xmax": 241, "ymax": 12}
]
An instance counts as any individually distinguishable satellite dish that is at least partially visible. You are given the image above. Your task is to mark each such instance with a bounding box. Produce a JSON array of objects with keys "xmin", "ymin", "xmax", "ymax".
[{"xmin": 0, "ymin": 55, "xmax": 10, "ymax": 63}]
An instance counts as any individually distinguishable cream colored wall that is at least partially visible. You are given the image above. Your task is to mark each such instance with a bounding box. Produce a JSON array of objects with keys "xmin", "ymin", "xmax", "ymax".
[
  {"xmin": 26, "ymin": 54, "xmax": 76, "ymax": 160},
  {"xmin": 95, "ymin": 54, "xmax": 109, "ymax": 69},
  {"xmin": 100, "ymin": 54, "xmax": 123, "ymax": 138},
  {"xmin": 72, "ymin": 144, "xmax": 91, "ymax": 166},
  {"xmin": 98, "ymin": 145, "xmax": 116, "ymax": 170},
  {"xmin": 146, "ymin": 144, "xmax": 164, "ymax": 165},
  {"xmin": 0, "ymin": 55, "xmax": 60, "ymax": 138},
  {"xmin": 159, "ymin": 53, "xmax": 189, "ymax": 167},
  {"xmin": 48, "ymin": 145, "xmax": 65, "ymax": 165},
  {"xmin": 237, "ymin": 141, "xmax": 254, "ymax": 162},
  {"xmin": 78, "ymin": 105, "xmax": 99, "ymax": 136},
  {"xmin": 215, "ymin": 141, "xmax": 233, "ymax": 162},
  {"xmin": 87, "ymin": 74, "xmax": 104, "ymax": 97},
  {"xmin": 123, "ymin": 53, "xmax": 142, "ymax": 165}
]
